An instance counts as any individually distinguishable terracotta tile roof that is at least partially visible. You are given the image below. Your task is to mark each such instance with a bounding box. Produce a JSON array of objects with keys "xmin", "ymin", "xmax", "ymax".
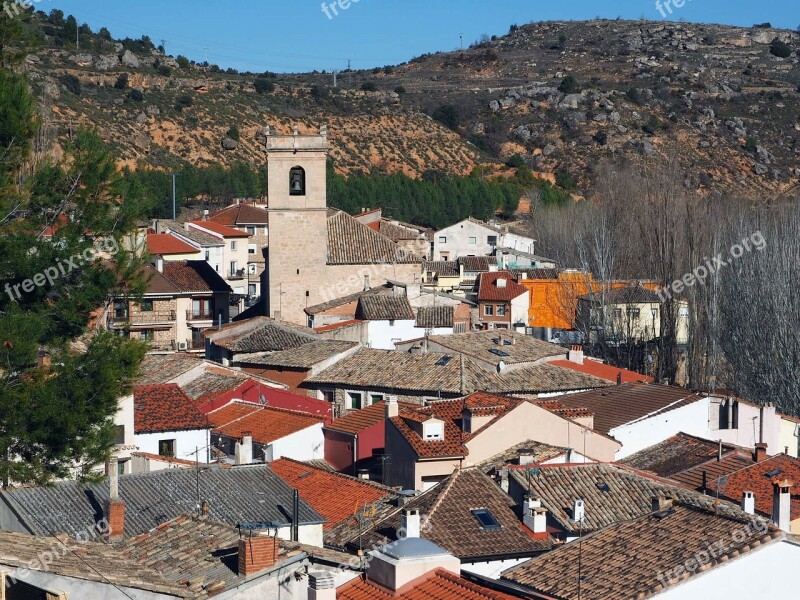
[
  {"xmin": 0, "ymin": 531, "xmax": 186, "ymax": 597},
  {"xmin": 477, "ymin": 271, "xmax": 528, "ymax": 302},
  {"xmin": 135, "ymin": 353, "xmax": 204, "ymax": 385},
  {"xmin": 159, "ymin": 260, "xmax": 233, "ymax": 294},
  {"xmin": 667, "ymin": 451, "xmax": 757, "ymax": 491},
  {"xmin": 339, "ymin": 569, "xmax": 521, "ymax": 600},
  {"xmin": 707, "ymin": 453, "xmax": 800, "ymax": 520},
  {"xmin": 189, "ymin": 220, "xmax": 251, "ymax": 238},
  {"xmin": 502, "ymin": 503, "xmax": 782, "ymax": 600},
  {"xmin": 325, "ymin": 400, "xmax": 417, "ymax": 435},
  {"xmin": 207, "ymin": 400, "xmax": 324, "ymax": 444},
  {"xmin": 133, "ymin": 384, "xmax": 209, "ymax": 434},
  {"xmin": 182, "ymin": 372, "xmax": 249, "ymax": 402},
  {"xmin": 508, "ymin": 463, "xmax": 732, "ymax": 535},
  {"xmin": 165, "ymin": 222, "xmax": 224, "ymax": 246},
  {"xmin": 207, "ymin": 203, "xmax": 269, "ymax": 226},
  {"xmin": 552, "ymin": 382, "xmax": 706, "ymax": 435},
  {"xmin": 147, "ymin": 233, "xmax": 201, "ymax": 255},
  {"xmin": 313, "ymin": 319, "xmax": 363, "ymax": 333},
  {"xmin": 514, "ymin": 268, "xmax": 559, "ymax": 280},
  {"xmin": 327, "ymin": 210, "xmax": 420, "ymax": 265},
  {"xmin": 458, "ymin": 255, "xmax": 498, "ymax": 273},
  {"xmin": 130, "ymin": 452, "xmax": 197, "ymax": 467},
  {"xmin": 379, "ymin": 219, "xmax": 427, "ymax": 241},
  {"xmin": 549, "ymin": 358, "xmax": 654, "ymax": 384},
  {"xmin": 487, "ymin": 363, "xmax": 609, "ymax": 394},
  {"xmin": 348, "ymin": 468, "xmax": 553, "ymax": 560},
  {"xmin": 305, "ymin": 285, "xmax": 390, "ymax": 315},
  {"xmin": 427, "ymin": 331, "xmax": 564, "ymax": 366},
  {"xmin": 415, "ymin": 305, "xmax": 455, "ymax": 328},
  {"xmin": 205, "ymin": 316, "xmax": 318, "ymax": 352},
  {"xmin": 356, "ymin": 295, "xmax": 415, "ymax": 320},
  {"xmin": 477, "ymin": 440, "xmax": 569, "ymax": 471},
  {"xmin": 578, "ymin": 284, "xmax": 662, "ymax": 304},
  {"xmin": 269, "ymin": 458, "xmax": 397, "ymax": 532},
  {"xmin": 620, "ymin": 433, "xmax": 741, "ymax": 478},
  {"xmin": 238, "ymin": 340, "xmax": 359, "ymax": 368},
  {"xmin": 423, "ymin": 260, "xmax": 461, "ymax": 277},
  {"xmin": 532, "ymin": 399, "xmax": 595, "ymax": 420}
]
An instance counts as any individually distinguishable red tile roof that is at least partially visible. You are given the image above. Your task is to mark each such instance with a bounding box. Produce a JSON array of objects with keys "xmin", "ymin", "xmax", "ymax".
[
  {"xmin": 338, "ymin": 569, "xmax": 520, "ymax": 600},
  {"xmin": 206, "ymin": 203, "xmax": 269, "ymax": 226},
  {"xmin": 477, "ymin": 271, "xmax": 528, "ymax": 302},
  {"xmin": 550, "ymin": 359, "xmax": 654, "ymax": 384},
  {"xmin": 269, "ymin": 458, "xmax": 393, "ymax": 530},
  {"xmin": 189, "ymin": 220, "xmax": 250, "ymax": 238},
  {"xmin": 707, "ymin": 453, "xmax": 800, "ymax": 520},
  {"xmin": 133, "ymin": 384, "xmax": 209, "ymax": 434},
  {"xmin": 146, "ymin": 233, "xmax": 199, "ymax": 256},
  {"xmin": 325, "ymin": 401, "xmax": 416, "ymax": 435},
  {"xmin": 207, "ymin": 401, "xmax": 324, "ymax": 444}
]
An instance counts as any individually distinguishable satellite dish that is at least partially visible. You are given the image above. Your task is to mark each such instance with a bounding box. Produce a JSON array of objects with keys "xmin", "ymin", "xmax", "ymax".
[{"xmin": 259, "ymin": 394, "xmax": 267, "ymax": 405}]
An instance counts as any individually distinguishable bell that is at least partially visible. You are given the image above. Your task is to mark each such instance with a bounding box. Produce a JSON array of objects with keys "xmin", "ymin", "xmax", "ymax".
[{"xmin": 291, "ymin": 178, "xmax": 302, "ymax": 192}]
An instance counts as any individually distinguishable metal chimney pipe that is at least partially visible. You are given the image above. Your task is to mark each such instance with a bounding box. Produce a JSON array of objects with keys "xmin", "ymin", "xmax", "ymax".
[{"xmin": 292, "ymin": 488, "xmax": 300, "ymax": 542}]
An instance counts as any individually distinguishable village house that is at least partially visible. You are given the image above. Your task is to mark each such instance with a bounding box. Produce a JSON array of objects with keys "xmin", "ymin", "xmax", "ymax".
[
  {"xmin": 161, "ymin": 220, "xmax": 226, "ymax": 275},
  {"xmin": 186, "ymin": 219, "xmax": 253, "ymax": 299},
  {"xmin": 494, "ymin": 246, "xmax": 556, "ymax": 271},
  {"xmin": 384, "ymin": 393, "xmax": 620, "ymax": 490},
  {"xmin": 147, "ymin": 232, "xmax": 202, "ymax": 261},
  {"xmin": 203, "ymin": 316, "xmax": 319, "ymax": 366},
  {"xmin": 106, "ymin": 260, "xmax": 231, "ymax": 352},
  {"xmin": 432, "ymin": 217, "xmax": 535, "ymax": 262},
  {"xmin": 475, "ymin": 271, "xmax": 530, "ymax": 330},
  {"xmin": 353, "ymin": 207, "xmax": 432, "ymax": 259}
]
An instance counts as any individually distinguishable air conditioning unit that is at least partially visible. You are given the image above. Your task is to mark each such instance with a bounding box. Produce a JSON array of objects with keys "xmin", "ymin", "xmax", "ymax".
[
  {"xmin": 248, "ymin": 264, "xmax": 257, "ymax": 275},
  {"xmin": 177, "ymin": 341, "xmax": 189, "ymax": 351}
]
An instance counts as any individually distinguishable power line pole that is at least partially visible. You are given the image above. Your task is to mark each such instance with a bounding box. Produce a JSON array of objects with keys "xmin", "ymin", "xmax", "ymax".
[
  {"xmin": 161, "ymin": 39, "xmax": 166, "ymax": 55},
  {"xmin": 459, "ymin": 33, "xmax": 463, "ymax": 51},
  {"xmin": 171, "ymin": 174, "xmax": 178, "ymax": 220},
  {"xmin": 332, "ymin": 69, "xmax": 337, "ymax": 88},
  {"xmin": 76, "ymin": 21, "xmax": 80, "ymax": 50}
]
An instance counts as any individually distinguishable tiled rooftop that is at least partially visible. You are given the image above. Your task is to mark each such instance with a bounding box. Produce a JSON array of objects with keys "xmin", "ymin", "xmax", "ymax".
[
  {"xmin": 269, "ymin": 458, "xmax": 397, "ymax": 532},
  {"xmin": 327, "ymin": 211, "xmax": 420, "ymax": 265},
  {"xmin": 207, "ymin": 203, "xmax": 269, "ymax": 226},
  {"xmin": 161, "ymin": 260, "xmax": 233, "ymax": 294},
  {"xmin": 205, "ymin": 316, "xmax": 318, "ymax": 353},
  {"xmin": 135, "ymin": 353, "xmax": 203, "ymax": 385},
  {"xmin": 549, "ymin": 358, "xmax": 654, "ymax": 384},
  {"xmin": 182, "ymin": 372, "xmax": 249, "ymax": 403},
  {"xmin": 325, "ymin": 400, "xmax": 416, "ymax": 435},
  {"xmin": 458, "ymin": 255, "xmax": 498, "ymax": 273},
  {"xmin": 620, "ymin": 432, "xmax": 741, "ymax": 478},
  {"xmin": 502, "ymin": 503, "xmax": 781, "ymax": 600},
  {"xmin": 133, "ymin": 384, "xmax": 209, "ymax": 434},
  {"xmin": 147, "ymin": 233, "xmax": 200, "ymax": 255},
  {"xmin": 578, "ymin": 284, "xmax": 663, "ymax": 304},
  {"xmin": 415, "ymin": 305, "xmax": 455, "ymax": 328},
  {"xmin": 237, "ymin": 340, "xmax": 359, "ymax": 368},
  {"xmin": 477, "ymin": 440, "xmax": 569, "ymax": 472},
  {"xmin": 427, "ymin": 331, "xmax": 565, "ymax": 366},
  {"xmin": 356, "ymin": 294, "xmax": 415, "ymax": 321},
  {"xmin": 338, "ymin": 568, "xmax": 521, "ymax": 600},
  {"xmin": 189, "ymin": 220, "xmax": 250, "ymax": 238},
  {"xmin": 207, "ymin": 400, "xmax": 324, "ymax": 444},
  {"xmin": 477, "ymin": 271, "xmax": 528, "ymax": 302},
  {"xmin": 423, "ymin": 260, "xmax": 460, "ymax": 278}
]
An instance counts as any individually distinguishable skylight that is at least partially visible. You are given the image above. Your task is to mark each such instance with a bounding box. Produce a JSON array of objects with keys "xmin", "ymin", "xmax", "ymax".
[
  {"xmin": 472, "ymin": 509, "xmax": 501, "ymax": 530},
  {"xmin": 488, "ymin": 348, "xmax": 510, "ymax": 357},
  {"xmin": 435, "ymin": 355, "xmax": 453, "ymax": 366},
  {"xmin": 765, "ymin": 469, "xmax": 783, "ymax": 478}
]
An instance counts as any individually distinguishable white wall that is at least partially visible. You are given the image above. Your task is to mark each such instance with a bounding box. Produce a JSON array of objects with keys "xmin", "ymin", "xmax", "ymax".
[
  {"xmin": 134, "ymin": 429, "xmax": 210, "ymax": 463},
  {"xmin": 511, "ymin": 292, "xmax": 530, "ymax": 326},
  {"xmin": 270, "ymin": 424, "xmax": 325, "ymax": 462},
  {"xmin": 657, "ymin": 539, "xmax": 800, "ymax": 600},
  {"xmin": 433, "ymin": 220, "xmax": 498, "ymax": 260},
  {"xmin": 501, "ymin": 231, "xmax": 536, "ymax": 254},
  {"xmin": 275, "ymin": 523, "xmax": 325, "ymax": 548},
  {"xmin": 462, "ymin": 557, "xmax": 530, "ymax": 580},
  {"xmin": 366, "ymin": 319, "xmax": 418, "ymax": 350},
  {"xmin": 112, "ymin": 394, "xmax": 137, "ymax": 472}
]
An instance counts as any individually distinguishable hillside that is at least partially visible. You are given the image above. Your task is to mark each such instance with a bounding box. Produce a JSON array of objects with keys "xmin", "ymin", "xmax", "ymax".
[{"xmin": 21, "ymin": 15, "xmax": 800, "ymax": 198}]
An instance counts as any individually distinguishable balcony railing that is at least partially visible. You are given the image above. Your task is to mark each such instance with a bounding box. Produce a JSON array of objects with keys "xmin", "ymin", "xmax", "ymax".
[
  {"xmin": 228, "ymin": 268, "xmax": 247, "ymax": 280},
  {"xmin": 108, "ymin": 310, "xmax": 176, "ymax": 327},
  {"xmin": 186, "ymin": 310, "xmax": 214, "ymax": 322}
]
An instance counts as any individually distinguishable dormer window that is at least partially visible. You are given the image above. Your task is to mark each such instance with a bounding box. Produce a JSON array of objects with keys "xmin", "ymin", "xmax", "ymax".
[
  {"xmin": 422, "ymin": 420, "xmax": 444, "ymax": 440},
  {"xmin": 289, "ymin": 166, "xmax": 306, "ymax": 196}
]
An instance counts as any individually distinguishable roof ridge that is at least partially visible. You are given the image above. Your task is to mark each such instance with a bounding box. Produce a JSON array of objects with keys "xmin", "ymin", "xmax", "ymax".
[
  {"xmin": 273, "ymin": 457, "xmax": 398, "ymax": 494},
  {"xmin": 424, "ymin": 468, "xmax": 463, "ymax": 522}
]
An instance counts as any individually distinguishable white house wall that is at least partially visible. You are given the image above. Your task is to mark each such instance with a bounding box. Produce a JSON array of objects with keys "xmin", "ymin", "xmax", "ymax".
[
  {"xmin": 433, "ymin": 221, "xmax": 498, "ymax": 260},
  {"xmin": 134, "ymin": 429, "xmax": 211, "ymax": 463},
  {"xmin": 271, "ymin": 424, "xmax": 325, "ymax": 462},
  {"xmin": 462, "ymin": 557, "xmax": 530, "ymax": 580}
]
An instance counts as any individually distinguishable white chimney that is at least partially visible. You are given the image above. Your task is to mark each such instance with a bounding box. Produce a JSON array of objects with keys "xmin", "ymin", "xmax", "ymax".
[
  {"xmin": 401, "ymin": 508, "xmax": 421, "ymax": 538},
  {"xmin": 154, "ymin": 255, "xmax": 164, "ymax": 273},
  {"xmin": 308, "ymin": 571, "xmax": 336, "ymax": 600},
  {"xmin": 518, "ymin": 451, "xmax": 535, "ymax": 466},
  {"xmin": 364, "ymin": 275, "xmax": 371, "ymax": 291},
  {"xmin": 573, "ymin": 499, "xmax": 585, "ymax": 524},
  {"xmin": 523, "ymin": 497, "xmax": 547, "ymax": 535},
  {"xmin": 772, "ymin": 479, "xmax": 793, "ymax": 532},
  {"xmin": 497, "ymin": 468, "xmax": 509, "ymax": 493},
  {"xmin": 567, "ymin": 345, "xmax": 584, "ymax": 365},
  {"xmin": 109, "ymin": 457, "xmax": 119, "ymax": 500},
  {"xmin": 235, "ymin": 432, "xmax": 253, "ymax": 465},
  {"xmin": 742, "ymin": 491, "xmax": 755, "ymax": 515},
  {"xmin": 203, "ymin": 209, "xmax": 210, "ymax": 220},
  {"xmin": 386, "ymin": 395, "xmax": 399, "ymax": 419},
  {"xmin": 496, "ymin": 278, "xmax": 507, "ymax": 288}
]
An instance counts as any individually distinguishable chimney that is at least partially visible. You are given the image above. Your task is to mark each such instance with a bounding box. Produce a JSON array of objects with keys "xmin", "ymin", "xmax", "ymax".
[
  {"xmin": 616, "ymin": 372, "xmax": 622, "ymax": 386},
  {"xmin": 523, "ymin": 496, "xmax": 548, "ymax": 535},
  {"xmin": 235, "ymin": 432, "xmax": 253, "ymax": 465},
  {"xmin": 386, "ymin": 395, "xmax": 399, "ymax": 419},
  {"xmin": 518, "ymin": 451, "xmax": 534, "ymax": 466},
  {"xmin": 364, "ymin": 275, "xmax": 371, "ymax": 291},
  {"xmin": 201, "ymin": 499, "xmax": 209, "ymax": 516},
  {"xmin": 357, "ymin": 469, "xmax": 370, "ymax": 480},
  {"xmin": 308, "ymin": 571, "xmax": 337, "ymax": 600},
  {"xmin": 401, "ymin": 508, "xmax": 421, "ymax": 538},
  {"xmin": 741, "ymin": 491, "xmax": 755, "ymax": 515},
  {"xmin": 497, "ymin": 332, "xmax": 506, "ymax": 346},
  {"xmin": 292, "ymin": 488, "xmax": 300, "ymax": 542},
  {"xmin": 567, "ymin": 345, "xmax": 584, "ymax": 365},
  {"xmin": 573, "ymin": 499, "xmax": 585, "ymax": 524},
  {"xmin": 651, "ymin": 496, "xmax": 673, "ymax": 512},
  {"xmin": 755, "ymin": 442, "xmax": 768, "ymax": 463},
  {"xmin": 772, "ymin": 478, "xmax": 793, "ymax": 532},
  {"xmin": 718, "ymin": 439, "xmax": 723, "ymax": 461},
  {"xmin": 107, "ymin": 458, "xmax": 125, "ymax": 541},
  {"xmin": 183, "ymin": 221, "xmax": 190, "ymax": 231},
  {"xmin": 238, "ymin": 534, "xmax": 280, "ymax": 577},
  {"xmin": 497, "ymin": 278, "xmax": 507, "ymax": 288},
  {"xmin": 497, "ymin": 468, "xmax": 509, "ymax": 493},
  {"xmin": 701, "ymin": 470, "xmax": 708, "ymax": 491},
  {"xmin": 154, "ymin": 255, "xmax": 164, "ymax": 273},
  {"xmin": 203, "ymin": 209, "xmax": 210, "ymax": 221}
]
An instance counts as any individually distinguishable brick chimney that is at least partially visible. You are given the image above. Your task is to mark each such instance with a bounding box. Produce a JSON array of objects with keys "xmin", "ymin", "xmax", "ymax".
[
  {"xmin": 772, "ymin": 478, "xmax": 793, "ymax": 532},
  {"xmin": 238, "ymin": 534, "xmax": 280, "ymax": 577},
  {"xmin": 386, "ymin": 395, "xmax": 399, "ymax": 419},
  {"xmin": 107, "ymin": 457, "xmax": 125, "ymax": 541},
  {"xmin": 741, "ymin": 491, "xmax": 755, "ymax": 515},
  {"xmin": 567, "ymin": 345, "xmax": 584, "ymax": 365},
  {"xmin": 308, "ymin": 571, "xmax": 337, "ymax": 600},
  {"xmin": 754, "ymin": 442, "xmax": 768, "ymax": 463}
]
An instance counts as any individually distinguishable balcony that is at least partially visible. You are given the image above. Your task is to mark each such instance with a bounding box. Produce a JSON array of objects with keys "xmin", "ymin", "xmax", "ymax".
[
  {"xmin": 228, "ymin": 268, "xmax": 247, "ymax": 280},
  {"xmin": 186, "ymin": 310, "xmax": 214, "ymax": 322},
  {"xmin": 108, "ymin": 310, "xmax": 176, "ymax": 328}
]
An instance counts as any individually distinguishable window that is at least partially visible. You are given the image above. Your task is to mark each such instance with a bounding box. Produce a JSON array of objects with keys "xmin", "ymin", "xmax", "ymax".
[
  {"xmin": 487, "ymin": 235, "xmax": 497, "ymax": 245},
  {"xmin": 248, "ymin": 244, "xmax": 257, "ymax": 255},
  {"xmin": 613, "ymin": 308, "xmax": 622, "ymax": 319},
  {"xmin": 230, "ymin": 261, "xmax": 238, "ymax": 277},
  {"xmin": 348, "ymin": 392, "xmax": 363, "ymax": 410},
  {"xmin": 248, "ymin": 284, "xmax": 257, "ymax": 296},
  {"xmin": 246, "ymin": 227, "xmax": 255, "ymax": 235},
  {"xmin": 497, "ymin": 305, "xmax": 507, "ymax": 316},
  {"xmin": 231, "ymin": 240, "xmax": 237, "ymax": 251},
  {"xmin": 389, "ymin": 320, "xmax": 395, "ymax": 326},
  {"xmin": 439, "ymin": 236, "xmax": 447, "ymax": 243},
  {"xmin": 484, "ymin": 305, "xmax": 494, "ymax": 316},
  {"xmin": 627, "ymin": 308, "xmax": 641, "ymax": 320},
  {"xmin": 205, "ymin": 250, "xmax": 210, "ymax": 261},
  {"xmin": 370, "ymin": 394, "xmax": 384, "ymax": 405},
  {"xmin": 290, "ymin": 166, "xmax": 306, "ymax": 196},
  {"xmin": 140, "ymin": 299, "xmax": 153, "ymax": 312},
  {"xmin": 193, "ymin": 298, "xmax": 213, "ymax": 318},
  {"xmin": 472, "ymin": 509, "xmax": 501, "ymax": 530},
  {"xmin": 321, "ymin": 389, "xmax": 335, "ymax": 403},
  {"xmin": 468, "ymin": 236, "xmax": 477, "ymax": 244},
  {"xmin": 159, "ymin": 439, "xmax": 176, "ymax": 458},
  {"xmin": 141, "ymin": 329, "xmax": 154, "ymax": 342},
  {"xmin": 113, "ymin": 425, "xmax": 125, "ymax": 445},
  {"xmin": 114, "ymin": 300, "xmax": 129, "ymax": 319}
]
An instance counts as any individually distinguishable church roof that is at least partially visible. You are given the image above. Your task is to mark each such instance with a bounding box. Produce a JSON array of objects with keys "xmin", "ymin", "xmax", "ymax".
[{"xmin": 327, "ymin": 211, "xmax": 421, "ymax": 265}]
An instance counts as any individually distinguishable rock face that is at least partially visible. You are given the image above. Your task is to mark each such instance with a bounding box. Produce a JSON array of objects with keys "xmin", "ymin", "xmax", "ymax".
[
  {"xmin": 120, "ymin": 50, "xmax": 140, "ymax": 68},
  {"xmin": 558, "ymin": 94, "xmax": 584, "ymax": 110},
  {"xmin": 145, "ymin": 105, "xmax": 161, "ymax": 117},
  {"xmin": 95, "ymin": 55, "xmax": 119, "ymax": 70},
  {"xmin": 254, "ymin": 127, "xmax": 270, "ymax": 145},
  {"xmin": 221, "ymin": 138, "xmax": 238, "ymax": 151}
]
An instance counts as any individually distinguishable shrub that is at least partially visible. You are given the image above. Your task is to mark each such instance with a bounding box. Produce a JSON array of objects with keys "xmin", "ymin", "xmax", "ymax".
[
  {"xmin": 558, "ymin": 75, "xmax": 580, "ymax": 94},
  {"xmin": 744, "ymin": 137, "xmax": 758, "ymax": 152},
  {"xmin": 127, "ymin": 89, "xmax": 144, "ymax": 102},
  {"xmin": 769, "ymin": 38, "xmax": 792, "ymax": 58},
  {"xmin": 383, "ymin": 65, "xmax": 395, "ymax": 75},
  {"xmin": 394, "ymin": 86, "xmax": 406, "ymax": 95},
  {"xmin": 360, "ymin": 81, "xmax": 378, "ymax": 92},
  {"xmin": 157, "ymin": 64, "xmax": 172, "ymax": 77},
  {"xmin": 432, "ymin": 104, "xmax": 460, "ymax": 130},
  {"xmin": 506, "ymin": 154, "xmax": 526, "ymax": 169},
  {"xmin": 174, "ymin": 94, "xmax": 193, "ymax": 111},
  {"xmin": 226, "ymin": 125, "xmax": 240, "ymax": 141},
  {"xmin": 593, "ymin": 131, "xmax": 608, "ymax": 145},
  {"xmin": 310, "ymin": 85, "xmax": 329, "ymax": 101},
  {"xmin": 114, "ymin": 73, "xmax": 128, "ymax": 90},
  {"xmin": 176, "ymin": 55, "xmax": 190, "ymax": 70},
  {"xmin": 59, "ymin": 74, "xmax": 81, "ymax": 96},
  {"xmin": 626, "ymin": 87, "xmax": 642, "ymax": 104},
  {"xmin": 254, "ymin": 78, "xmax": 275, "ymax": 94},
  {"xmin": 556, "ymin": 170, "xmax": 578, "ymax": 191}
]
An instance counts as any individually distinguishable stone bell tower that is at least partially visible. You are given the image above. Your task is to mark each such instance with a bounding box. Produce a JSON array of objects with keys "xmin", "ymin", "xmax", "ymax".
[{"xmin": 264, "ymin": 125, "xmax": 330, "ymax": 323}]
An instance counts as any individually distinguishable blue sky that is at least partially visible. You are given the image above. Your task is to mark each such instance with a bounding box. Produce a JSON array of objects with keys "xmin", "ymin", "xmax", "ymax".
[{"xmin": 43, "ymin": 0, "xmax": 800, "ymax": 73}]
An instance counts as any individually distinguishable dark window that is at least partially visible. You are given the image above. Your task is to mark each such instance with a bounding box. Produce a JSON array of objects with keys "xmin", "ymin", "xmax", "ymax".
[
  {"xmin": 487, "ymin": 235, "xmax": 497, "ymax": 245},
  {"xmin": 159, "ymin": 439, "xmax": 175, "ymax": 458},
  {"xmin": 141, "ymin": 329, "xmax": 154, "ymax": 342},
  {"xmin": 435, "ymin": 356, "xmax": 453, "ymax": 366},
  {"xmin": 114, "ymin": 300, "xmax": 129, "ymax": 319},
  {"xmin": 290, "ymin": 166, "xmax": 306, "ymax": 196},
  {"xmin": 140, "ymin": 299, "xmax": 153, "ymax": 312},
  {"xmin": 472, "ymin": 509, "xmax": 501, "ymax": 530}
]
